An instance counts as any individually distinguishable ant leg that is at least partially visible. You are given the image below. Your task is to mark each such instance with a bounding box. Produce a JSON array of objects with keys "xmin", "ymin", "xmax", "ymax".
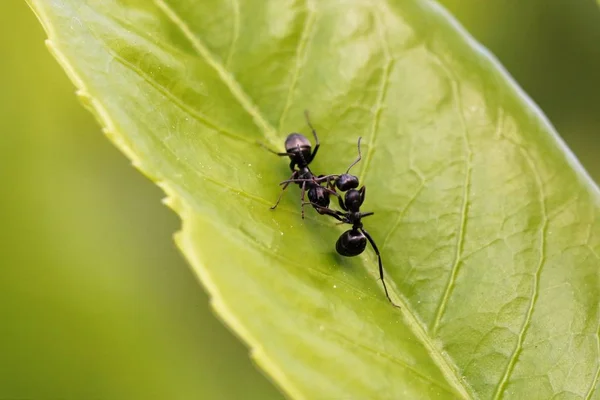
[
  {"xmin": 321, "ymin": 177, "xmax": 344, "ymax": 203},
  {"xmin": 361, "ymin": 228, "xmax": 400, "ymax": 308},
  {"xmin": 305, "ymin": 202, "xmax": 346, "ymax": 222},
  {"xmin": 338, "ymin": 195, "xmax": 348, "ymax": 211},
  {"xmin": 323, "ymin": 186, "xmax": 340, "ymax": 198},
  {"xmin": 318, "ymin": 174, "xmax": 340, "ymax": 183},
  {"xmin": 320, "ymin": 175, "xmax": 341, "ymax": 198},
  {"xmin": 304, "ymin": 110, "xmax": 320, "ymax": 162},
  {"xmin": 259, "ymin": 142, "xmax": 293, "ymax": 157},
  {"xmin": 271, "ymin": 184, "xmax": 289, "ymax": 210},
  {"xmin": 278, "ymin": 175, "xmax": 339, "ymax": 186},
  {"xmin": 326, "ymin": 177, "xmax": 335, "ymax": 191},
  {"xmin": 359, "ymin": 185, "xmax": 366, "ymax": 206},
  {"xmin": 271, "ymin": 170, "xmax": 298, "ymax": 210},
  {"xmin": 345, "ymin": 137, "xmax": 363, "ymax": 173},
  {"xmin": 360, "ymin": 211, "xmax": 374, "ymax": 218},
  {"xmin": 300, "ymin": 181, "xmax": 307, "ymax": 219}
]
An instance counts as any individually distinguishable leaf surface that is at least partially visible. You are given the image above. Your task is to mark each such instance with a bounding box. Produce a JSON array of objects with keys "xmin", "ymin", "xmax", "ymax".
[{"xmin": 28, "ymin": 0, "xmax": 600, "ymax": 398}]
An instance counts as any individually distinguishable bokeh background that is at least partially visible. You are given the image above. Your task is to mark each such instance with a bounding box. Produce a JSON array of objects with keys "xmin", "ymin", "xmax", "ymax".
[{"xmin": 1, "ymin": 1, "xmax": 598, "ymax": 398}]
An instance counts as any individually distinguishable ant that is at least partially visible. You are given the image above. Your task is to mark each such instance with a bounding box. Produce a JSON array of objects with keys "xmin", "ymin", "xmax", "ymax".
[
  {"xmin": 262, "ymin": 111, "xmax": 336, "ymax": 219},
  {"xmin": 276, "ymin": 136, "xmax": 364, "ymax": 208},
  {"xmin": 284, "ymin": 138, "xmax": 399, "ymax": 307}
]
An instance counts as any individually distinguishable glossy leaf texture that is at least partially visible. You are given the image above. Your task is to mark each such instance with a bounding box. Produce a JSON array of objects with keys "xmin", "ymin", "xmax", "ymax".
[{"xmin": 28, "ymin": 0, "xmax": 600, "ymax": 399}]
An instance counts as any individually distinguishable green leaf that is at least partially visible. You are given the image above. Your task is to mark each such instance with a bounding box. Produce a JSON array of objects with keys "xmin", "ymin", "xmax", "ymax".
[{"xmin": 28, "ymin": 0, "xmax": 600, "ymax": 398}]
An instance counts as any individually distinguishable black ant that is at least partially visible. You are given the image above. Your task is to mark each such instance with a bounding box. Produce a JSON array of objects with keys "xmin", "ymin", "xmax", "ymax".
[
  {"xmin": 262, "ymin": 111, "xmax": 336, "ymax": 219},
  {"xmin": 284, "ymin": 138, "xmax": 399, "ymax": 307}
]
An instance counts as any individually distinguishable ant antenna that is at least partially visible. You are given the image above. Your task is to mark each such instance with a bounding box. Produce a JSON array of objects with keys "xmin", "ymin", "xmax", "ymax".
[
  {"xmin": 361, "ymin": 228, "xmax": 400, "ymax": 308},
  {"xmin": 258, "ymin": 141, "xmax": 292, "ymax": 157},
  {"xmin": 346, "ymin": 137, "xmax": 362, "ymax": 173},
  {"xmin": 304, "ymin": 110, "xmax": 319, "ymax": 147}
]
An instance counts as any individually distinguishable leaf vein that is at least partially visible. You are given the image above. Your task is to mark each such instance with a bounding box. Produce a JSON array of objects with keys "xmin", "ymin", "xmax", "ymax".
[
  {"xmin": 153, "ymin": 0, "xmax": 279, "ymax": 143},
  {"xmin": 584, "ymin": 322, "xmax": 600, "ymax": 400},
  {"xmin": 234, "ymin": 224, "xmax": 384, "ymax": 304},
  {"xmin": 430, "ymin": 56, "xmax": 473, "ymax": 335},
  {"xmin": 380, "ymin": 182, "xmax": 425, "ymax": 250},
  {"xmin": 356, "ymin": 13, "xmax": 474, "ymax": 400},
  {"xmin": 359, "ymin": 10, "xmax": 393, "ymax": 183},
  {"xmin": 277, "ymin": 0, "xmax": 317, "ymax": 133},
  {"xmin": 584, "ymin": 225, "xmax": 600, "ymax": 400},
  {"xmin": 84, "ymin": 12, "xmax": 257, "ymax": 146},
  {"xmin": 381, "ymin": 159, "xmax": 462, "ymax": 252},
  {"xmin": 107, "ymin": 45, "xmax": 255, "ymax": 145},
  {"xmin": 329, "ymin": 331, "xmax": 460, "ymax": 396},
  {"xmin": 492, "ymin": 145, "xmax": 548, "ymax": 400},
  {"xmin": 225, "ymin": 0, "xmax": 240, "ymax": 68}
]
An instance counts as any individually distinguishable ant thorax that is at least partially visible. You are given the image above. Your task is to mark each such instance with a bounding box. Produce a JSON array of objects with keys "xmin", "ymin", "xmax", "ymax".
[
  {"xmin": 348, "ymin": 212, "xmax": 363, "ymax": 226},
  {"xmin": 296, "ymin": 167, "xmax": 313, "ymax": 181},
  {"xmin": 344, "ymin": 189, "xmax": 363, "ymax": 212}
]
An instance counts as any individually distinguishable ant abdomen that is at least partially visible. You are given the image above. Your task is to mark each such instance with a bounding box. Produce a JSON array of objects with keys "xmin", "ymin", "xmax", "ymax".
[{"xmin": 336, "ymin": 229, "xmax": 367, "ymax": 256}]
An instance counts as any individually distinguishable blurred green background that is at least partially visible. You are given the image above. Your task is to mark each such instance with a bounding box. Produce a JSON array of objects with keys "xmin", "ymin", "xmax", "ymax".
[{"xmin": 1, "ymin": 1, "xmax": 598, "ymax": 398}]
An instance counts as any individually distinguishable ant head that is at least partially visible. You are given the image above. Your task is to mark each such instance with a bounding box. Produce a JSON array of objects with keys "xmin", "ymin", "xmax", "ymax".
[
  {"xmin": 336, "ymin": 229, "xmax": 366, "ymax": 256},
  {"xmin": 285, "ymin": 133, "xmax": 312, "ymax": 167},
  {"xmin": 335, "ymin": 174, "xmax": 359, "ymax": 192},
  {"xmin": 344, "ymin": 189, "xmax": 363, "ymax": 212}
]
